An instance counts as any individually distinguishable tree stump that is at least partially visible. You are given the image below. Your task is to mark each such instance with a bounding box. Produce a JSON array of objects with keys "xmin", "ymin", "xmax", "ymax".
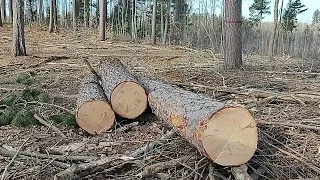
[
  {"xmin": 138, "ymin": 77, "xmax": 258, "ymax": 166},
  {"xmin": 76, "ymin": 75, "xmax": 115, "ymax": 134},
  {"xmin": 99, "ymin": 59, "xmax": 147, "ymax": 119}
]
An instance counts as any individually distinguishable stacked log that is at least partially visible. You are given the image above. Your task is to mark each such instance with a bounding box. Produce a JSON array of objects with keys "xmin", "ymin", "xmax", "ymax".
[
  {"xmin": 76, "ymin": 75, "xmax": 115, "ymax": 134},
  {"xmin": 99, "ymin": 59, "xmax": 147, "ymax": 119},
  {"xmin": 138, "ymin": 77, "xmax": 258, "ymax": 166}
]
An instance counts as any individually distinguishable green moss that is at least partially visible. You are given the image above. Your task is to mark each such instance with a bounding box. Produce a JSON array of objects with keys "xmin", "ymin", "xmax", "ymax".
[
  {"xmin": 11, "ymin": 109, "xmax": 40, "ymax": 127},
  {"xmin": 51, "ymin": 113, "xmax": 77, "ymax": 126}
]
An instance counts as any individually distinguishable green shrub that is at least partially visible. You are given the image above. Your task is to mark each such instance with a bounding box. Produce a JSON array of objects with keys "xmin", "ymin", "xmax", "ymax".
[
  {"xmin": 16, "ymin": 73, "xmax": 35, "ymax": 85},
  {"xmin": 11, "ymin": 109, "xmax": 40, "ymax": 127},
  {"xmin": 0, "ymin": 105, "xmax": 16, "ymax": 126}
]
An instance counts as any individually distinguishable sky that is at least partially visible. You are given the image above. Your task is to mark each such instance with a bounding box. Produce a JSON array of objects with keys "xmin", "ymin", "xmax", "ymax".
[{"xmin": 242, "ymin": 0, "xmax": 318, "ymax": 23}]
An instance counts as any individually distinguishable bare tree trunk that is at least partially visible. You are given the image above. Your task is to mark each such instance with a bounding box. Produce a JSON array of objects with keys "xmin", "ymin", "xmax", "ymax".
[
  {"xmin": 151, "ymin": 0, "xmax": 157, "ymax": 45},
  {"xmin": 89, "ymin": 0, "xmax": 93, "ymax": 28},
  {"xmin": 224, "ymin": 0, "xmax": 242, "ymax": 69},
  {"xmin": 72, "ymin": 0, "xmax": 77, "ymax": 30},
  {"xmin": 8, "ymin": 0, "xmax": 13, "ymax": 23},
  {"xmin": 0, "ymin": 0, "xmax": 5, "ymax": 23},
  {"xmin": 131, "ymin": 0, "xmax": 136, "ymax": 40},
  {"xmin": 162, "ymin": 2, "xmax": 169, "ymax": 45},
  {"xmin": 160, "ymin": 2, "xmax": 164, "ymax": 42},
  {"xmin": 84, "ymin": 0, "xmax": 88, "ymax": 27},
  {"xmin": 49, "ymin": 0, "xmax": 54, "ymax": 32},
  {"xmin": 275, "ymin": 0, "xmax": 284, "ymax": 55},
  {"xmin": 268, "ymin": 0, "xmax": 279, "ymax": 57},
  {"xmin": 0, "ymin": 7, "xmax": 2, "ymax": 26},
  {"xmin": 12, "ymin": 0, "xmax": 26, "ymax": 56},
  {"xmin": 99, "ymin": 0, "xmax": 106, "ymax": 41},
  {"xmin": 53, "ymin": 0, "xmax": 57, "ymax": 29},
  {"xmin": 39, "ymin": 0, "xmax": 43, "ymax": 23}
]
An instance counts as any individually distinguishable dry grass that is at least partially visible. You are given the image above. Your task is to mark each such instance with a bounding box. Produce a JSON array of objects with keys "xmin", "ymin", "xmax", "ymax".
[{"xmin": 0, "ymin": 25, "xmax": 319, "ymax": 179}]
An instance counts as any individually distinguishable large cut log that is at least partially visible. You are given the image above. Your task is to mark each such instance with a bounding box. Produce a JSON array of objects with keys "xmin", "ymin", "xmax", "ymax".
[
  {"xmin": 138, "ymin": 77, "xmax": 258, "ymax": 166},
  {"xmin": 99, "ymin": 59, "xmax": 147, "ymax": 119},
  {"xmin": 77, "ymin": 75, "xmax": 115, "ymax": 134}
]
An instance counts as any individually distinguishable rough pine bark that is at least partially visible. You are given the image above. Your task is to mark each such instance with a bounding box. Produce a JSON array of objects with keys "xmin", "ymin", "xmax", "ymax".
[
  {"xmin": 8, "ymin": 0, "xmax": 13, "ymax": 23},
  {"xmin": 84, "ymin": 0, "xmax": 88, "ymax": 27},
  {"xmin": 49, "ymin": 0, "xmax": 54, "ymax": 32},
  {"xmin": 39, "ymin": 0, "xmax": 43, "ymax": 23},
  {"xmin": 151, "ymin": 0, "xmax": 157, "ymax": 45},
  {"xmin": 72, "ymin": 0, "xmax": 76, "ymax": 30},
  {"xmin": 224, "ymin": 0, "xmax": 242, "ymax": 70},
  {"xmin": 0, "ymin": 0, "xmax": 5, "ymax": 23},
  {"xmin": 99, "ymin": 59, "xmax": 147, "ymax": 119},
  {"xmin": 0, "ymin": 7, "xmax": 2, "ymax": 26},
  {"xmin": 28, "ymin": 0, "xmax": 33, "ymax": 22},
  {"xmin": 77, "ymin": 75, "xmax": 115, "ymax": 135},
  {"xmin": 162, "ymin": 2, "xmax": 169, "ymax": 45},
  {"xmin": 268, "ymin": 0, "xmax": 279, "ymax": 58},
  {"xmin": 99, "ymin": 0, "xmax": 106, "ymax": 41},
  {"xmin": 138, "ymin": 77, "xmax": 258, "ymax": 166},
  {"xmin": 12, "ymin": 0, "xmax": 27, "ymax": 56}
]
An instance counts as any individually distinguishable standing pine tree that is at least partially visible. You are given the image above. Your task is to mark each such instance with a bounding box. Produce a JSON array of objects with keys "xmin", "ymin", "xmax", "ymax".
[
  {"xmin": 249, "ymin": 0, "xmax": 271, "ymax": 26},
  {"xmin": 312, "ymin": 9, "xmax": 320, "ymax": 26},
  {"xmin": 282, "ymin": 0, "xmax": 307, "ymax": 32}
]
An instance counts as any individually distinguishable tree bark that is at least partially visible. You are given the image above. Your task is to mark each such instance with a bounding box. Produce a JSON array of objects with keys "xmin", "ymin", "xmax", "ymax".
[
  {"xmin": 151, "ymin": 0, "xmax": 157, "ymax": 45},
  {"xmin": 99, "ymin": 0, "xmax": 106, "ymax": 41},
  {"xmin": 49, "ymin": 0, "xmax": 54, "ymax": 32},
  {"xmin": 0, "ymin": 0, "xmax": 5, "ymax": 23},
  {"xmin": 268, "ymin": 0, "xmax": 279, "ymax": 58},
  {"xmin": 12, "ymin": 0, "xmax": 27, "ymax": 56},
  {"xmin": 138, "ymin": 77, "xmax": 258, "ymax": 166},
  {"xmin": 53, "ymin": 0, "xmax": 57, "ymax": 28},
  {"xmin": 39, "ymin": 0, "xmax": 43, "ymax": 23},
  {"xmin": 0, "ymin": 6, "xmax": 2, "ymax": 26},
  {"xmin": 162, "ymin": 2, "xmax": 169, "ymax": 45},
  {"xmin": 77, "ymin": 75, "xmax": 115, "ymax": 135},
  {"xmin": 99, "ymin": 59, "xmax": 147, "ymax": 119},
  {"xmin": 84, "ymin": 0, "xmax": 88, "ymax": 27},
  {"xmin": 72, "ymin": 0, "xmax": 77, "ymax": 30},
  {"xmin": 8, "ymin": 0, "xmax": 13, "ymax": 23},
  {"xmin": 224, "ymin": 0, "xmax": 243, "ymax": 70},
  {"xmin": 28, "ymin": 0, "xmax": 33, "ymax": 22},
  {"xmin": 160, "ymin": 2, "xmax": 164, "ymax": 43}
]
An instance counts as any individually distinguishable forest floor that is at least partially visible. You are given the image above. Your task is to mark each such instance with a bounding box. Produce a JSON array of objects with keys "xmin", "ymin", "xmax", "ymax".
[{"xmin": 0, "ymin": 25, "xmax": 320, "ymax": 180}]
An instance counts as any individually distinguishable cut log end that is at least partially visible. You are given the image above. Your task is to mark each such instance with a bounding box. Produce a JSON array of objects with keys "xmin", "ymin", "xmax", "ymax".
[
  {"xmin": 201, "ymin": 107, "xmax": 258, "ymax": 166},
  {"xmin": 111, "ymin": 81, "xmax": 147, "ymax": 119},
  {"xmin": 76, "ymin": 100, "xmax": 115, "ymax": 135}
]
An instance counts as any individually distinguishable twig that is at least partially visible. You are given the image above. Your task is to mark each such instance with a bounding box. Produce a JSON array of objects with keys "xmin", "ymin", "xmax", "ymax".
[
  {"xmin": 25, "ymin": 101, "xmax": 74, "ymax": 114},
  {"xmin": 0, "ymin": 146, "xmax": 98, "ymax": 162},
  {"xmin": 34, "ymin": 114, "xmax": 67, "ymax": 138},
  {"xmin": 54, "ymin": 155, "xmax": 134, "ymax": 180},
  {"xmin": 231, "ymin": 164, "xmax": 253, "ymax": 180},
  {"xmin": 1, "ymin": 138, "xmax": 29, "ymax": 180},
  {"xmin": 136, "ymin": 155, "xmax": 192, "ymax": 179},
  {"xmin": 258, "ymin": 120, "xmax": 320, "ymax": 131},
  {"xmin": 131, "ymin": 130, "xmax": 176, "ymax": 157},
  {"xmin": 115, "ymin": 122, "xmax": 139, "ymax": 133}
]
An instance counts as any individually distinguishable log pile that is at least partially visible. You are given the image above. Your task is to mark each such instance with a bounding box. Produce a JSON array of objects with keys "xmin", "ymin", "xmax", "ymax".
[{"xmin": 76, "ymin": 58, "xmax": 258, "ymax": 167}]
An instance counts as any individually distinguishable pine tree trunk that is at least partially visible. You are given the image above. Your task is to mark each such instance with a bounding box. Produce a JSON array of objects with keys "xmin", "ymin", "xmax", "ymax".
[
  {"xmin": 224, "ymin": 0, "xmax": 243, "ymax": 70},
  {"xmin": 275, "ymin": 0, "xmax": 285, "ymax": 55},
  {"xmin": 12, "ymin": 0, "xmax": 26, "ymax": 56},
  {"xmin": 53, "ymin": 0, "xmax": 58, "ymax": 29},
  {"xmin": 77, "ymin": 75, "xmax": 115, "ymax": 135},
  {"xmin": 0, "ymin": 7, "xmax": 2, "ymax": 26},
  {"xmin": 160, "ymin": 2, "xmax": 164, "ymax": 43},
  {"xmin": 268, "ymin": 0, "xmax": 279, "ymax": 58},
  {"xmin": 28, "ymin": 0, "xmax": 33, "ymax": 22},
  {"xmin": 138, "ymin": 77, "xmax": 258, "ymax": 166},
  {"xmin": 162, "ymin": 2, "xmax": 169, "ymax": 45},
  {"xmin": 39, "ymin": 0, "xmax": 43, "ymax": 23},
  {"xmin": 49, "ymin": 0, "xmax": 54, "ymax": 32},
  {"xmin": 8, "ymin": 0, "xmax": 13, "ymax": 23},
  {"xmin": 84, "ymin": 0, "xmax": 88, "ymax": 27},
  {"xmin": 1, "ymin": 0, "xmax": 6, "ymax": 23},
  {"xmin": 99, "ymin": 59, "xmax": 147, "ymax": 119},
  {"xmin": 99, "ymin": 0, "xmax": 106, "ymax": 41},
  {"xmin": 72, "ymin": 0, "xmax": 77, "ymax": 30},
  {"xmin": 131, "ymin": 0, "xmax": 135, "ymax": 40},
  {"xmin": 151, "ymin": 0, "xmax": 157, "ymax": 45}
]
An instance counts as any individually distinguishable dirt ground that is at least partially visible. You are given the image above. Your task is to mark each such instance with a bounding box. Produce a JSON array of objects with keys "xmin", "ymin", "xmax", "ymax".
[{"xmin": 0, "ymin": 25, "xmax": 320, "ymax": 179}]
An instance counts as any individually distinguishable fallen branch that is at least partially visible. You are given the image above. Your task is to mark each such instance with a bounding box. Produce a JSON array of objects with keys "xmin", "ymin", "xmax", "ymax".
[
  {"xmin": 54, "ymin": 155, "xmax": 134, "ymax": 180},
  {"xmin": 0, "ymin": 146, "xmax": 98, "ymax": 162},
  {"xmin": 136, "ymin": 156, "xmax": 191, "ymax": 179},
  {"xmin": 231, "ymin": 164, "xmax": 253, "ymax": 180},
  {"xmin": 131, "ymin": 130, "xmax": 175, "ymax": 158},
  {"xmin": 115, "ymin": 121, "xmax": 139, "ymax": 133},
  {"xmin": 258, "ymin": 120, "xmax": 320, "ymax": 131},
  {"xmin": 34, "ymin": 114, "xmax": 67, "ymax": 138},
  {"xmin": 1, "ymin": 138, "xmax": 29, "ymax": 180}
]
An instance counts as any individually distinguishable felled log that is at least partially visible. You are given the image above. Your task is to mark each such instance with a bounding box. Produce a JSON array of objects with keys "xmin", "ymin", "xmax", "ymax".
[
  {"xmin": 138, "ymin": 77, "xmax": 258, "ymax": 166},
  {"xmin": 77, "ymin": 75, "xmax": 115, "ymax": 134},
  {"xmin": 99, "ymin": 59, "xmax": 147, "ymax": 119}
]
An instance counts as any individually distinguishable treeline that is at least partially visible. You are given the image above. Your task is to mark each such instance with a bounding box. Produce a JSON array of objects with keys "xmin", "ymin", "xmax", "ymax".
[{"xmin": 1, "ymin": 0, "xmax": 320, "ymax": 59}]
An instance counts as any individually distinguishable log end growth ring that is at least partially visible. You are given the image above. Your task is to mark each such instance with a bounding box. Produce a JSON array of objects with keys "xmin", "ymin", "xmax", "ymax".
[
  {"xmin": 76, "ymin": 100, "xmax": 115, "ymax": 135},
  {"xmin": 111, "ymin": 81, "xmax": 148, "ymax": 119},
  {"xmin": 201, "ymin": 107, "xmax": 258, "ymax": 166}
]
